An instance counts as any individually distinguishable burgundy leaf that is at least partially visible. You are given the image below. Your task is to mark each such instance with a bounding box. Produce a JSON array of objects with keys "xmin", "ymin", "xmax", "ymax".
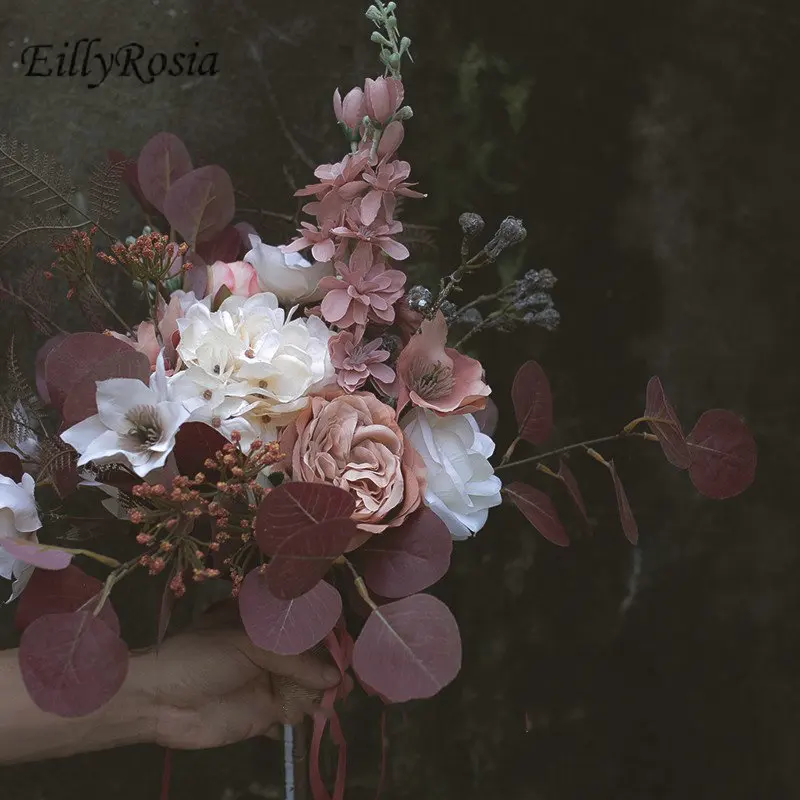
[
  {"xmin": 162, "ymin": 165, "xmax": 235, "ymax": 246},
  {"xmin": 239, "ymin": 570, "xmax": 341, "ymax": 656},
  {"xmin": 136, "ymin": 132, "xmax": 193, "ymax": 213},
  {"xmin": 15, "ymin": 565, "xmax": 120, "ymax": 634},
  {"xmin": 62, "ymin": 349, "xmax": 151, "ymax": 426},
  {"xmin": 0, "ymin": 452, "xmax": 23, "ymax": 482},
  {"xmin": 35, "ymin": 334, "xmax": 68, "ymax": 405},
  {"xmin": 504, "ymin": 482, "xmax": 569, "ymax": 546},
  {"xmin": 256, "ymin": 482, "xmax": 356, "ymax": 555},
  {"xmin": 173, "ymin": 421, "xmax": 229, "ymax": 480},
  {"xmin": 19, "ymin": 611, "xmax": 129, "ymax": 717},
  {"xmin": 195, "ymin": 225, "xmax": 242, "ymax": 264},
  {"xmin": 360, "ymin": 508, "xmax": 452, "ymax": 599},
  {"xmin": 0, "ymin": 539, "xmax": 72, "ymax": 570},
  {"xmin": 511, "ymin": 361, "xmax": 553, "ymax": 445},
  {"xmin": 473, "ymin": 396, "xmax": 499, "ymax": 437},
  {"xmin": 686, "ymin": 409, "xmax": 757, "ymax": 499},
  {"xmin": 352, "ymin": 594, "xmax": 461, "ymax": 703},
  {"xmin": 45, "ymin": 333, "xmax": 137, "ymax": 415},
  {"xmin": 609, "ymin": 461, "xmax": 638, "ymax": 544},
  {"xmin": 266, "ymin": 517, "xmax": 358, "ymax": 600},
  {"xmin": 108, "ymin": 149, "xmax": 158, "ymax": 216},
  {"xmin": 557, "ymin": 458, "xmax": 589, "ymax": 525},
  {"xmin": 644, "ymin": 376, "xmax": 691, "ymax": 469}
]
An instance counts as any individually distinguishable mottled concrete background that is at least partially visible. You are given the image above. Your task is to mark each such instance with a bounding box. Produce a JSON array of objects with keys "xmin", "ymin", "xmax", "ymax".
[{"xmin": 0, "ymin": 0, "xmax": 796, "ymax": 798}]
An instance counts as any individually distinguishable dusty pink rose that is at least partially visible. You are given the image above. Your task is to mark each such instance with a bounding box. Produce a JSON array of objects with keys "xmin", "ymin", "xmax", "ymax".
[
  {"xmin": 319, "ymin": 242, "xmax": 406, "ymax": 329},
  {"xmin": 281, "ymin": 390, "xmax": 426, "ymax": 536},
  {"xmin": 333, "ymin": 86, "xmax": 366, "ymax": 130},
  {"xmin": 329, "ymin": 329, "xmax": 395, "ymax": 392},
  {"xmin": 364, "ymin": 77, "xmax": 404, "ymax": 125},
  {"xmin": 207, "ymin": 260, "xmax": 260, "ymax": 299},
  {"xmin": 396, "ymin": 311, "xmax": 490, "ymax": 415}
]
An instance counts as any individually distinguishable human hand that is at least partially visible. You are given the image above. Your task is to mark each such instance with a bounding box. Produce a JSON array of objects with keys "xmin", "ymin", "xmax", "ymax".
[{"xmin": 130, "ymin": 621, "xmax": 342, "ymax": 750}]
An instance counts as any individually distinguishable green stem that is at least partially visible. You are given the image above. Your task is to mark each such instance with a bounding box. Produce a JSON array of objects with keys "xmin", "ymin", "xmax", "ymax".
[{"xmin": 495, "ymin": 431, "xmax": 654, "ymax": 472}]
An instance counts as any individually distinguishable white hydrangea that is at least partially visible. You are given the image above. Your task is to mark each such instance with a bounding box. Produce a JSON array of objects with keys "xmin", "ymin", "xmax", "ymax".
[{"xmin": 173, "ymin": 291, "xmax": 334, "ymax": 443}]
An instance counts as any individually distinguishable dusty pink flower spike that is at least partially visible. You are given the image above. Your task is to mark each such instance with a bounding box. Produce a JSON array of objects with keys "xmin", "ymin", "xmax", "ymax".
[
  {"xmin": 281, "ymin": 220, "xmax": 338, "ymax": 263},
  {"xmin": 294, "ymin": 151, "xmax": 371, "ymax": 201},
  {"xmin": 361, "ymin": 160, "xmax": 426, "ymax": 225},
  {"xmin": 329, "ymin": 329, "xmax": 395, "ymax": 393},
  {"xmin": 331, "ymin": 201, "xmax": 410, "ymax": 261},
  {"xmin": 319, "ymin": 242, "xmax": 406, "ymax": 329},
  {"xmin": 396, "ymin": 311, "xmax": 491, "ymax": 415},
  {"xmin": 364, "ymin": 77, "xmax": 404, "ymax": 125},
  {"xmin": 334, "ymin": 86, "xmax": 366, "ymax": 130}
]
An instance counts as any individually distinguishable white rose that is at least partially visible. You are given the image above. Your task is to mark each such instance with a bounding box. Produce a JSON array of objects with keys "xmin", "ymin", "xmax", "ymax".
[
  {"xmin": 0, "ymin": 472, "xmax": 42, "ymax": 602},
  {"xmin": 245, "ymin": 234, "xmax": 334, "ymax": 304},
  {"xmin": 61, "ymin": 353, "xmax": 192, "ymax": 478},
  {"xmin": 401, "ymin": 408, "xmax": 502, "ymax": 540},
  {"xmin": 174, "ymin": 292, "xmax": 334, "ymax": 442}
]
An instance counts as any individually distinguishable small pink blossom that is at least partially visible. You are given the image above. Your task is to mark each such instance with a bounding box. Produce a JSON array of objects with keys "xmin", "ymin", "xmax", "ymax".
[
  {"xmin": 361, "ymin": 160, "xmax": 426, "ymax": 225},
  {"xmin": 364, "ymin": 77, "xmax": 404, "ymax": 125},
  {"xmin": 329, "ymin": 329, "xmax": 395, "ymax": 393},
  {"xmin": 207, "ymin": 260, "xmax": 260, "ymax": 299},
  {"xmin": 333, "ymin": 86, "xmax": 366, "ymax": 130},
  {"xmin": 281, "ymin": 220, "xmax": 339, "ymax": 263},
  {"xmin": 294, "ymin": 151, "xmax": 370, "ymax": 200},
  {"xmin": 331, "ymin": 201, "xmax": 409, "ymax": 261},
  {"xmin": 319, "ymin": 242, "xmax": 406, "ymax": 329},
  {"xmin": 396, "ymin": 311, "xmax": 490, "ymax": 416}
]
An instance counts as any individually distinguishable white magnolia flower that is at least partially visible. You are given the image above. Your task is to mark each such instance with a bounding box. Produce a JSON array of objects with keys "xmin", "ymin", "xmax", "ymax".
[
  {"xmin": 0, "ymin": 472, "xmax": 42, "ymax": 603},
  {"xmin": 174, "ymin": 292, "xmax": 334, "ymax": 440},
  {"xmin": 401, "ymin": 408, "xmax": 502, "ymax": 540},
  {"xmin": 0, "ymin": 548, "xmax": 35, "ymax": 603},
  {"xmin": 245, "ymin": 234, "xmax": 334, "ymax": 304},
  {"xmin": 61, "ymin": 353, "xmax": 192, "ymax": 478}
]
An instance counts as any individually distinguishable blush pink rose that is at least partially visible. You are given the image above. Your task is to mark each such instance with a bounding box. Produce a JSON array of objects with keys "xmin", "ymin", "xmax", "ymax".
[
  {"xmin": 207, "ymin": 260, "xmax": 260, "ymax": 299},
  {"xmin": 280, "ymin": 389, "xmax": 426, "ymax": 539},
  {"xmin": 396, "ymin": 310, "xmax": 490, "ymax": 415}
]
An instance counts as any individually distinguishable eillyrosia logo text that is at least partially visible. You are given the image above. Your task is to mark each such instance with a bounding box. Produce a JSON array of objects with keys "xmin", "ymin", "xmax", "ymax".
[{"xmin": 19, "ymin": 39, "xmax": 219, "ymax": 89}]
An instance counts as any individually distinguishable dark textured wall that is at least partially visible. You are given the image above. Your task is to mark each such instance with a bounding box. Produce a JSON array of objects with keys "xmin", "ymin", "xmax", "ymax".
[{"xmin": 0, "ymin": 0, "xmax": 794, "ymax": 798}]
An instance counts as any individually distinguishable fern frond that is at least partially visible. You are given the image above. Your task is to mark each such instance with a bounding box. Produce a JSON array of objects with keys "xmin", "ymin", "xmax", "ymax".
[
  {"xmin": 88, "ymin": 159, "xmax": 124, "ymax": 221},
  {"xmin": 0, "ymin": 276, "xmax": 64, "ymax": 335},
  {"xmin": 0, "ymin": 133, "xmax": 75, "ymax": 213},
  {"xmin": 0, "ymin": 213, "xmax": 81, "ymax": 252},
  {"xmin": 6, "ymin": 336, "xmax": 43, "ymax": 418},
  {"xmin": 37, "ymin": 436, "xmax": 76, "ymax": 485},
  {"xmin": 0, "ymin": 397, "xmax": 25, "ymax": 448}
]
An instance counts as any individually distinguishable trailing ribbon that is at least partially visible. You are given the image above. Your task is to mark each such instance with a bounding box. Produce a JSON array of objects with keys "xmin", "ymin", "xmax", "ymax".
[{"xmin": 310, "ymin": 624, "xmax": 353, "ymax": 800}]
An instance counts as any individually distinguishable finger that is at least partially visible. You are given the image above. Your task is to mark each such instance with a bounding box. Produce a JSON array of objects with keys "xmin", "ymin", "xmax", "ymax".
[{"xmin": 235, "ymin": 634, "xmax": 341, "ymax": 690}]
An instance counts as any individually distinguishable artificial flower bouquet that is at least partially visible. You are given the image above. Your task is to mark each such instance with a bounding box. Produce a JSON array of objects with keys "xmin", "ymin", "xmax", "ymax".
[{"xmin": 0, "ymin": 1, "xmax": 756, "ymax": 797}]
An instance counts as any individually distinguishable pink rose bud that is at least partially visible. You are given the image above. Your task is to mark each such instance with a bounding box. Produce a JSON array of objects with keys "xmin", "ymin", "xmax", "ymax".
[
  {"xmin": 207, "ymin": 260, "xmax": 259, "ymax": 299},
  {"xmin": 333, "ymin": 86, "xmax": 366, "ymax": 130},
  {"xmin": 363, "ymin": 77, "xmax": 404, "ymax": 125}
]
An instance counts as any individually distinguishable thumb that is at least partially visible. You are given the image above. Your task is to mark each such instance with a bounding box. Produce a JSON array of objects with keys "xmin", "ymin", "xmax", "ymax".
[{"xmin": 235, "ymin": 634, "xmax": 342, "ymax": 691}]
